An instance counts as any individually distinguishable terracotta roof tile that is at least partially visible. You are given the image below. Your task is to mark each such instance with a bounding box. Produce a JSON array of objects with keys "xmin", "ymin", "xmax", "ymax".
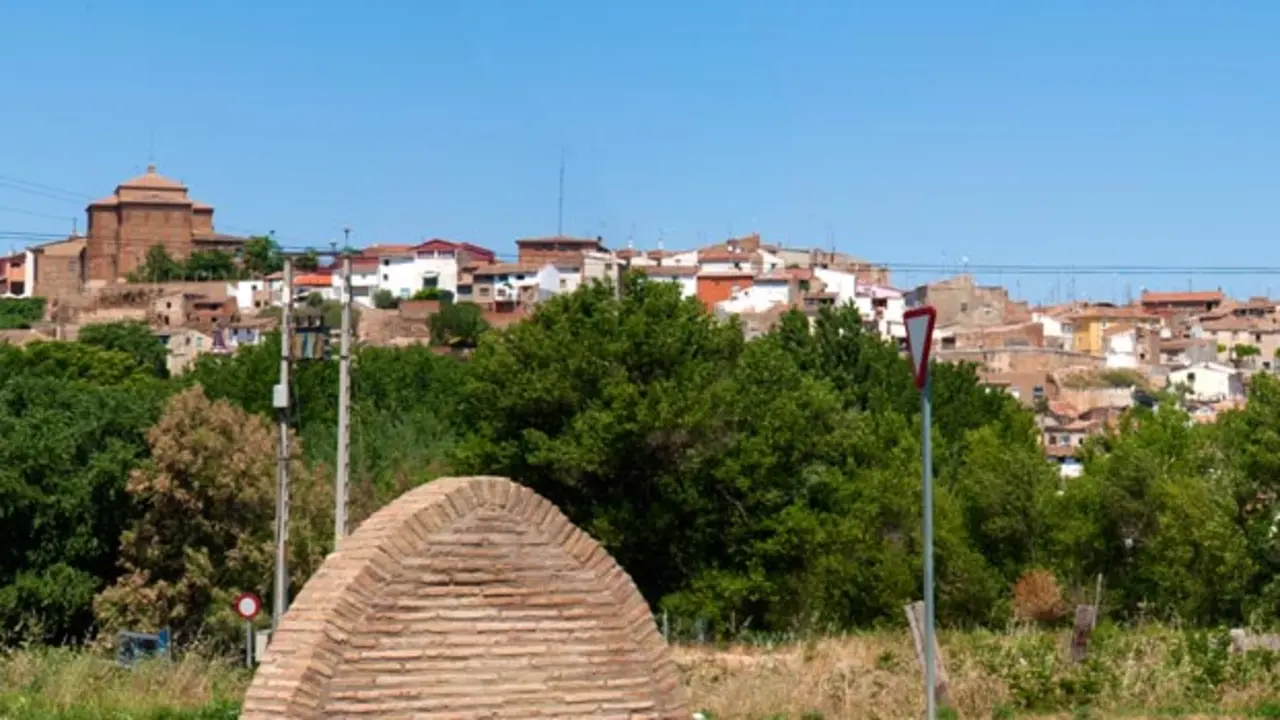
[
  {"xmin": 474, "ymin": 263, "xmax": 540, "ymax": 277},
  {"xmin": 636, "ymin": 265, "xmax": 698, "ymax": 277},
  {"xmin": 118, "ymin": 164, "xmax": 185, "ymax": 190},
  {"xmin": 1141, "ymin": 290, "xmax": 1224, "ymax": 305}
]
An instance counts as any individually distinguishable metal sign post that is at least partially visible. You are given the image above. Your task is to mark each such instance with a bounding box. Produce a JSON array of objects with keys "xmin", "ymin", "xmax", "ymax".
[
  {"xmin": 235, "ymin": 592, "xmax": 263, "ymax": 667},
  {"xmin": 904, "ymin": 305, "xmax": 939, "ymax": 720}
]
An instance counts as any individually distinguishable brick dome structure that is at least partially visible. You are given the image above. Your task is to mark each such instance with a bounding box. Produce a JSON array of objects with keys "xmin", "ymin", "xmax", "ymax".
[{"xmin": 242, "ymin": 476, "xmax": 688, "ymax": 719}]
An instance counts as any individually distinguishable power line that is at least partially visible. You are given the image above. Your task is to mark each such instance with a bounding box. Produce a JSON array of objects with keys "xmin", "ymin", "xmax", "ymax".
[
  {"xmin": 0, "ymin": 174, "xmax": 93, "ymax": 200},
  {"xmin": 0, "ymin": 205, "xmax": 75, "ymax": 222},
  {"xmin": 0, "ymin": 179, "xmax": 90, "ymax": 206}
]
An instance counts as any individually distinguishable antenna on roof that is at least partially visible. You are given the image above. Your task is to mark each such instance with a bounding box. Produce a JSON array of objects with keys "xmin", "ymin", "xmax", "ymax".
[{"xmin": 557, "ymin": 150, "xmax": 565, "ymax": 237}]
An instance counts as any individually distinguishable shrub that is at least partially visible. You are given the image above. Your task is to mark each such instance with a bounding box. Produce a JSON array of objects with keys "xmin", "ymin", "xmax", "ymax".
[{"xmin": 1012, "ymin": 569, "xmax": 1066, "ymax": 624}]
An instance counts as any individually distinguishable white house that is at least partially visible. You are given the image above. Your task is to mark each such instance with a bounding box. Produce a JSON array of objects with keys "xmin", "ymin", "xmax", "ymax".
[
  {"xmin": 373, "ymin": 246, "xmax": 425, "ymax": 300},
  {"xmin": 1168, "ymin": 362, "xmax": 1244, "ymax": 403},
  {"xmin": 855, "ymin": 284, "xmax": 907, "ymax": 340},
  {"xmin": 337, "ymin": 257, "xmax": 380, "ymax": 308},
  {"xmin": 1034, "ymin": 311, "xmax": 1075, "ymax": 351},
  {"xmin": 637, "ymin": 266, "xmax": 698, "ymax": 298},
  {"xmin": 658, "ymin": 248, "xmax": 700, "ymax": 267},
  {"xmin": 227, "ymin": 280, "xmax": 266, "ymax": 311},
  {"xmin": 698, "ymin": 246, "xmax": 758, "ymax": 274},
  {"xmin": 718, "ymin": 287, "xmax": 787, "ymax": 316},
  {"xmin": 742, "ymin": 270, "xmax": 795, "ymax": 307},
  {"xmin": 411, "ymin": 239, "xmax": 465, "ymax": 296},
  {"xmin": 1105, "ymin": 328, "xmax": 1140, "ymax": 369},
  {"xmin": 814, "ymin": 268, "xmax": 859, "ymax": 306}
]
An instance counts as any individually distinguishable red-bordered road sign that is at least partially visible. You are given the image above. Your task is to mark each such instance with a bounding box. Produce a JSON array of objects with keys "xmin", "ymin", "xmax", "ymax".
[
  {"xmin": 234, "ymin": 592, "xmax": 262, "ymax": 621},
  {"xmin": 903, "ymin": 306, "xmax": 937, "ymax": 390}
]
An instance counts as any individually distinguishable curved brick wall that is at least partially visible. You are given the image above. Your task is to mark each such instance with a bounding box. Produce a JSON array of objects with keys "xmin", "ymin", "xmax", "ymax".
[{"xmin": 242, "ymin": 476, "xmax": 688, "ymax": 719}]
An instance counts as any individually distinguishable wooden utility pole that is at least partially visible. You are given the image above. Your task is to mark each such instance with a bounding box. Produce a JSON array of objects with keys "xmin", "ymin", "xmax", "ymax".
[
  {"xmin": 334, "ymin": 252, "xmax": 352, "ymax": 544},
  {"xmin": 905, "ymin": 601, "xmax": 952, "ymax": 711},
  {"xmin": 272, "ymin": 258, "xmax": 293, "ymax": 631}
]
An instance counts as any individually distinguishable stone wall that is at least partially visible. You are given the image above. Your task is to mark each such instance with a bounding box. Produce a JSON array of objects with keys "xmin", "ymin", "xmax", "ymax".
[{"xmin": 242, "ymin": 476, "xmax": 688, "ymax": 719}]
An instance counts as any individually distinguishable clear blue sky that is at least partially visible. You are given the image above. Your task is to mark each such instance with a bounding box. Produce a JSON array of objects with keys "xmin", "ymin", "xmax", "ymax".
[{"xmin": 3, "ymin": 1, "xmax": 1280, "ymax": 302}]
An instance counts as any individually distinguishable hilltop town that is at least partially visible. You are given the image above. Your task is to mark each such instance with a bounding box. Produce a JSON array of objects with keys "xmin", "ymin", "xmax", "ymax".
[{"xmin": 0, "ymin": 165, "xmax": 1269, "ymax": 480}]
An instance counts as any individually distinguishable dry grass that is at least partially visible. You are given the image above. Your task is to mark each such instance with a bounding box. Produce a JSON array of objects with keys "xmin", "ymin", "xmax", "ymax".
[
  {"xmin": 3, "ymin": 627, "xmax": 1280, "ymax": 718},
  {"xmin": 677, "ymin": 626, "xmax": 1280, "ymax": 718}
]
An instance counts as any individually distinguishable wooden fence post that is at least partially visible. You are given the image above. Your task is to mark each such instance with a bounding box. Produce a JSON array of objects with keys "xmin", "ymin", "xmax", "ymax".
[
  {"xmin": 1070, "ymin": 604, "xmax": 1096, "ymax": 663},
  {"xmin": 904, "ymin": 601, "xmax": 951, "ymax": 709}
]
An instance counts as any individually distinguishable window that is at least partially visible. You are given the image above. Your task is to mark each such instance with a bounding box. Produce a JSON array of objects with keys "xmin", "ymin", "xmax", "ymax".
[
  {"xmin": 383, "ymin": 259, "xmax": 390, "ymax": 266},
  {"xmin": 422, "ymin": 276, "xmax": 438, "ymax": 289},
  {"xmin": 382, "ymin": 274, "xmax": 389, "ymax": 281},
  {"xmin": 478, "ymin": 286, "xmax": 490, "ymax": 297},
  {"xmin": 960, "ymin": 302, "xmax": 969, "ymax": 313},
  {"xmin": 398, "ymin": 288, "xmax": 409, "ymax": 299},
  {"xmin": 515, "ymin": 274, "xmax": 526, "ymax": 281},
  {"xmin": 559, "ymin": 278, "xmax": 568, "ymax": 289}
]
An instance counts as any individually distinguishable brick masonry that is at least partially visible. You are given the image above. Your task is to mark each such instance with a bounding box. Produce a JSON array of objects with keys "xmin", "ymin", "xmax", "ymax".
[{"xmin": 241, "ymin": 476, "xmax": 689, "ymax": 719}]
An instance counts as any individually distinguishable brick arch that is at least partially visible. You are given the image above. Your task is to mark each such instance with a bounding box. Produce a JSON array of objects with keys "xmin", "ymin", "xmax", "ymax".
[{"xmin": 242, "ymin": 476, "xmax": 688, "ymax": 719}]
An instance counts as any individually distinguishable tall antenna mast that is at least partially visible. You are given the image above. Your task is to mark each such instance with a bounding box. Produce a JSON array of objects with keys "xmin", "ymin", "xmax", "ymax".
[{"xmin": 557, "ymin": 150, "xmax": 565, "ymax": 237}]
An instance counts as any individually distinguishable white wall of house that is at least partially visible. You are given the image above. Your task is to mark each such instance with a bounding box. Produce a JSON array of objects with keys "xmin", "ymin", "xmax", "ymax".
[
  {"xmin": 413, "ymin": 247, "xmax": 461, "ymax": 296},
  {"xmin": 22, "ymin": 250, "xmax": 34, "ymax": 297},
  {"xmin": 377, "ymin": 255, "xmax": 421, "ymax": 299},
  {"xmin": 814, "ymin": 268, "xmax": 859, "ymax": 306},
  {"xmin": 536, "ymin": 265, "xmax": 564, "ymax": 301},
  {"xmin": 662, "ymin": 250, "xmax": 699, "ymax": 267},
  {"xmin": 228, "ymin": 280, "xmax": 265, "ymax": 311},
  {"xmin": 846, "ymin": 283, "xmax": 906, "ymax": 339},
  {"xmin": 757, "ymin": 250, "xmax": 785, "ymax": 274},
  {"xmin": 1034, "ymin": 312, "xmax": 1075, "ymax": 351},
  {"xmin": 718, "ymin": 283, "xmax": 790, "ymax": 315},
  {"xmin": 698, "ymin": 259, "xmax": 746, "ymax": 274},
  {"xmin": 1168, "ymin": 362, "xmax": 1244, "ymax": 402},
  {"xmin": 1105, "ymin": 330, "xmax": 1140, "ymax": 368},
  {"xmin": 749, "ymin": 279, "xmax": 792, "ymax": 307},
  {"xmin": 581, "ymin": 252, "xmax": 620, "ymax": 287},
  {"xmin": 645, "ymin": 274, "xmax": 698, "ymax": 298}
]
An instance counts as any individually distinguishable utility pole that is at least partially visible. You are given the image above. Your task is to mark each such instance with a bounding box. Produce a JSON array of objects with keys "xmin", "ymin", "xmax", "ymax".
[
  {"xmin": 335, "ymin": 230, "xmax": 352, "ymax": 545},
  {"xmin": 272, "ymin": 258, "xmax": 293, "ymax": 631},
  {"xmin": 557, "ymin": 151, "xmax": 565, "ymax": 237}
]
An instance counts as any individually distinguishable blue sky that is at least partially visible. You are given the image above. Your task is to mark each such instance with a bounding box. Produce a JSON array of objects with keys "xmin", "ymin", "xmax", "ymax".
[{"xmin": 3, "ymin": 1, "xmax": 1280, "ymax": 302}]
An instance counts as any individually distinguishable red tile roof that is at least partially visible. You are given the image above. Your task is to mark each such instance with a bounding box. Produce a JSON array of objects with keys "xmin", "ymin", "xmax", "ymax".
[
  {"xmin": 474, "ymin": 263, "xmax": 540, "ymax": 277},
  {"xmin": 294, "ymin": 274, "xmax": 332, "ymax": 288},
  {"xmin": 636, "ymin": 265, "xmax": 698, "ymax": 277},
  {"xmin": 1141, "ymin": 290, "xmax": 1224, "ymax": 305}
]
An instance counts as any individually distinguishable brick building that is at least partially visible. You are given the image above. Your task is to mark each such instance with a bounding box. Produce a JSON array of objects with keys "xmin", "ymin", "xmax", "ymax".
[
  {"xmin": 84, "ymin": 165, "xmax": 243, "ymax": 287},
  {"xmin": 1140, "ymin": 290, "xmax": 1224, "ymax": 316},
  {"xmin": 908, "ymin": 274, "xmax": 1031, "ymax": 329},
  {"xmin": 515, "ymin": 236, "xmax": 608, "ymax": 266}
]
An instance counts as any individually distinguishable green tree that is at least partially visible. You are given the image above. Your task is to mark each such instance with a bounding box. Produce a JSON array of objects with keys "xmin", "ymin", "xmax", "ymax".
[
  {"xmin": 241, "ymin": 235, "xmax": 284, "ymax": 278},
  {"xmin": 127, "ymin": 245, "xmax": 183, "ymax": 283},
  {"xmin": 293, "ymin": 249, "xmax": 320, "ymax": 272},
  {"xmin": 373, "ymin": 289, "xmax": 399, "ymax": 309},
  {"xmin": 182, "ymin": 249, "xmax": 240, "ymax": 281},
  {"xmin": 0, "ymin": 343, "xmax": 168, "ymax": 644},
  {"xmin": 0, "ymin": 298, "xmax": 46, "ymax": 330},
  {"xmin": 78, "ymin": 321, "xmax": 169, "ymax": 378},
  {"xmin": 429, "ymin": 301, "xmax": 489, "ymax": 348},
  {"xmin": 93, "ymin": 386, "xmax": 330, "ymax": 646}
]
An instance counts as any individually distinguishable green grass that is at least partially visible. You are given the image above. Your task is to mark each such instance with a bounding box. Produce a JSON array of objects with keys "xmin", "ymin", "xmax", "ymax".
[{"xmin": 0, "ymin": 647, "xmax": 247, "ymax": 719}]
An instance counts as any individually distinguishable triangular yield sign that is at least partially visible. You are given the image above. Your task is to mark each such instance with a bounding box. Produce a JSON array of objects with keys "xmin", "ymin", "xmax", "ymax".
[{"xmin": 903, "ymin": 306, "xmax": 937, "ymax": 390}]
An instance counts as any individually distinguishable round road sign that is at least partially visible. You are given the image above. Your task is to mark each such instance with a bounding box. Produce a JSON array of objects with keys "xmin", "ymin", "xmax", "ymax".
[{"xmin": 234, "ymin": 592, "xmax": 262, "ymax": 621}]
